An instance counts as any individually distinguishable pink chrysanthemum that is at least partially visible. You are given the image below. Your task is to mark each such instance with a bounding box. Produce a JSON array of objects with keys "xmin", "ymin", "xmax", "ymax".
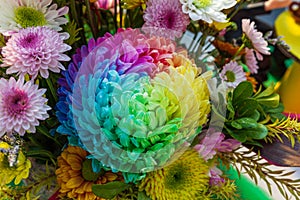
[
  {"xmin": 242, "ymin": 19, "xmax": 270, "ymax": 60},
  {"xmin": 1, "ymin": 26, "xmax": 71, "ymax": 79},
  {"xmin": 220, "ymin": 61, "xmax": 246, "ymax": 88},
  {"xmin": 0, "ymin": 0, "xmax": 69, "ymax": 36},
  {"xmin": 0, "ymin": 77, "xmax": 51, "ymax": 137},
  {"xmin": 142, "ymin": 0, "xmax": 190, "ymax": 39},
  {"xmin": 245, "ymin": 48, "xmax": 259, "ymax": 74}
]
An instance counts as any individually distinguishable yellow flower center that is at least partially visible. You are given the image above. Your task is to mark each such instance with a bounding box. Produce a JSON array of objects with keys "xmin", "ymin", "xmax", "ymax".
[
  {"xmin": 225, "ymin": 70, "xmax": 236, "ymax": 82},
  {"xmin": 193, "ymin": 0, "xmax": 212, "ymax": 9},
  {"xmin": 14, "ymin": 7, "xmax": 47, "ymax": 28}
]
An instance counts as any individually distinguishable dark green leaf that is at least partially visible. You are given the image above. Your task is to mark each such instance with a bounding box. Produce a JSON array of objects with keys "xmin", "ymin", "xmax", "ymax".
[
  {"xmin": 232, "ymin": 81, "xmax": 253, "ymax": 105},
  {"xmin": 233, "ymin": 118, "xmax": 259, "ymax": 129},
  {"xmin": 235, "ymin": 99, "xmax": 259, "ymax": 117},
  {"xmin": 92, "ymin": 181, "xmax": 130, "ymax": 199},
  {"xmin": 138, "ymin": 191, "xmax": 152, "ymax": 200}
]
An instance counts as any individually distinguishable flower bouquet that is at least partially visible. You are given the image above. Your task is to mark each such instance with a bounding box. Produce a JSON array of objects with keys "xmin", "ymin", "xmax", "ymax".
[{"xmin": 0, "ymin": 0, "xmax": 300, "ymax": 199}]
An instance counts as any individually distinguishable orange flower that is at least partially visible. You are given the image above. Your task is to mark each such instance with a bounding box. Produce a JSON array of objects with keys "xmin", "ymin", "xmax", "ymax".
[{"xmin": 56, "ymin": 146, "xmax": 123, "ymax": 200}]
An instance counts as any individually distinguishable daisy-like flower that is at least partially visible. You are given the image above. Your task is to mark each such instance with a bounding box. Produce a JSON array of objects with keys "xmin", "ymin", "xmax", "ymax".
[
  {"xmin": 0, "ymin": 0, "xmax": 68, "ymax": 36},
  {"xmin": 142, "ymin": 0, "xmax": 190, "ymax": 39},
  {"xmin": 138, "ymin": 149, "xmax": 210, "ymax": 200},
  {"xmin": 219, "ymin": 61, "xmax": 246, "ymax": 88},
  {"xmin": 242, "ymin": 19, "xmax": 270, "ymax": 60},
  {"xmin": 1, "ymin": 26, "xmax": 71, "ymax": 79},
  {"xmin": 0, "ymin": 77, "xmax": 51, "ymax": 137},
  {"xmin": 180, "ymin": 0, "xmax": 237, "ymax": 23},
  {"xmin": 245, "ymin": 47, "xmax": 259, "ymax": 74},
  {"xmin": 56, "ymin": 146, "xmax": 123, "ymax": 200}
]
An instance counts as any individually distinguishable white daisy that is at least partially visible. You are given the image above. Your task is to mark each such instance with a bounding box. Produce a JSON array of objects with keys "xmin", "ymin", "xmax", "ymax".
[
  {"xmin": 180, "ymin": 0, "xmax": 237, "ymax": 23},
  {"xmin": 0, "ymin": 0, "xmax": 69, "ymax": 36}
]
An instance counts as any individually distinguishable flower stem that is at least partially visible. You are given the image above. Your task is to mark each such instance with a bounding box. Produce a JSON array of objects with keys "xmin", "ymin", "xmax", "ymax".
[
  {"xmin": 85, "ymin": 0, "xmax": 98, "ymax": 38},
  {"xmin": 232, "ymin": 43, "xmax": 245, "ymax": 59},
  {"xmin": 46, "ymin": 78, "xmax": 58, "ymax": 103}
]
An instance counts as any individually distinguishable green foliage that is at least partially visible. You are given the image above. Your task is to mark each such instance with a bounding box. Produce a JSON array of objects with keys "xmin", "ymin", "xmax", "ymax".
[
  {"xmin": 265, "ymin": 117, "xmax": 300, "ymax": 147},
  {"xmin": 221, "ymin": 147, "xmax": 300, "ymax": 200},
  {"xmin": 92, "ymin": 181, "xmax": 131, "ymax": 199},
  {"xmin": 206, "ymin": 179, "xmax": 238, "ymax": 200},
  {"xmin": 222, "ymin": 82, "xmax": 284, "ymax": 145},
  {"xmin": 0, "ymin": 33, "xmax": 5, "ymax": 47},
  {"xmin": 63, "ymin": 20, "xmax": 82, "ymax": 46}
]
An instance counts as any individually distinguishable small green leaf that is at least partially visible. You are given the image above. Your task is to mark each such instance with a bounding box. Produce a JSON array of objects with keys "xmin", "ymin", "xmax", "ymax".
[
  {"xmin": 256, "ymin": 93, "xmax": 280, "ymax": 107},
  {"xmin": 138, "ymin": 191, "xmax": 152, "ymax": 200},
  {"xmin": 231, "ymin": 121, "xmax": 243, "ymax": 129},
  {"xmin": 232, "ymin": 81, "xmax": 253, "ymax": 105},
  {"xmin": 254, "ymin": 84, "xmax": 275, "ymax": 99},
  {"xmin": 92, "ymin": 181, "xmax": 130, "ymax": 199}
]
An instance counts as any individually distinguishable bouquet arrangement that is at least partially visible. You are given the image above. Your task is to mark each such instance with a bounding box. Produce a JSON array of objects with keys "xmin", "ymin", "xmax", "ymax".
[{"xmin": 0, "ymin": 0, "xmax": 300, "ymax": 199}]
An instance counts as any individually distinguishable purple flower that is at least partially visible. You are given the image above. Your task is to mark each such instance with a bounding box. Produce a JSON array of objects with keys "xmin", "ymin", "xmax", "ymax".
[
  {"xmin": 194, "ymin": 131, "xmax": 224, "ymax": 160},
  {"xmin": 195, "ymin": 130, "xmax": 241, "ymax": 160},
  {"xmin": 245, "ymin": 48, "xmax": 259, "ymax": 74},
  {"xmin": 142, "ymin": 0, "xmax": 190, "ymax": 39},
  {"xmin": 242, "ymin": 19, "xmax": 270, "ymax": 60},
  {"xmin": 0, "ymin": 77, "xmax": 51, "ymax": 137},
  {"xmin": 209, "ymin": 166, "xmax": 225, "ymax": 186},
  {"xmin": 219, "ymin": 61, "xmax": 247, "ymax": 88},
  {"xmin": 1, "ymin": 26, "xmax": 71, "ymax": 79}
]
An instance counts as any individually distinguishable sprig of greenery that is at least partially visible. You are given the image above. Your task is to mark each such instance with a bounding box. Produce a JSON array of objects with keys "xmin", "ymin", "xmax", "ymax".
[
  {"xmin": 220, "ymin": 147, "xmax": 300, "ymax": 200},
  {"xmin": 264, "ymin": 117, "xmax": 300, "ymax": 147},
  {"xmin": 204, "ymin": 179, "xmax": 238, "ymax": 200},
  {"xmin": 63, "ymin": 20, "xmax": 82, "ymax": 46}
]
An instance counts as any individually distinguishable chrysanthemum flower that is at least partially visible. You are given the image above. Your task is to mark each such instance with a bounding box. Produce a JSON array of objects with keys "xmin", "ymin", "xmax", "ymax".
[
  {"xmin": 57, "ymin": 29, "xmax": 210, "ymax": 176},
  {"xmin": 1, "ymin": 26, "xmax": 71, "ymax": 79},
  {"xmin": 0, "ymin": 0, "xmax": 68, "ymax": 36},
  {"xmin": 219, "ymin": 61, "xmax": 246, "ymax": 88},
  {"xmin": 55, "ymin": 146, "xmax": 123, "ymax": 200},
  {"xmin": 142, "ymin": 0, "xmax": 190, "ymax": 39},
  {"xmin": 0, "ymin": 77, "xmax": 51, "ymax": 137},
  {"xmin": 242, "ymin": 19, "xmax": 270, "ymax": 60},
  {"xmin": 0, "ymin": 142, "xmax": 31, "ymax": 185},
  {"xmin": 138, "ymin": 149, "xmax": 210, "ymax": 200},
  {"xmin": 180, "ymin": 0, "xmax": 237, "ymax": 23},
  {"xmin": 244, "ymin": 48, "xmax": 259, "ymax": 74}
]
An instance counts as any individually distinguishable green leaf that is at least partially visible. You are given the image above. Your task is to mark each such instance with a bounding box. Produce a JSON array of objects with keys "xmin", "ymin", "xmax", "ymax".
[
  {"xmin": 233, "ymin": 123, "xmax": 268, "ymax": 140},
  {"xmin": 92, "ymin": 181, "xmax": 130, "ymax": 199},
  {"xmin": 0, "ymin": 33, "xmax": 5, "ymax": 47},
  {"xmin": 256, "ymin": 93, "xmax": 280, "ymax": 107},
  {"xmin": 254, "ymin": 84, "xmax": 275, "ymax": 99},
  {"xmin": 235, "ymin": 99, "xmax": 259, "ymax": 117},
  {"xmin": 232, "ymin": 81, "xmax": 253, "ymax": 105},
  {"xmin": 233, "ymin": 117, "xmax": 259, "ymax": 129},
  {"xmin": 138, "ymin": 191, "xmax": 152, "ymax": 200}
]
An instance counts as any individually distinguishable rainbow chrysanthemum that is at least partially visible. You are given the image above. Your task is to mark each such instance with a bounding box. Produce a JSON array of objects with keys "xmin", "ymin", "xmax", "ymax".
[{"xmin": 57, "ymin": 29, "xmax": 211, "ymax": 175}]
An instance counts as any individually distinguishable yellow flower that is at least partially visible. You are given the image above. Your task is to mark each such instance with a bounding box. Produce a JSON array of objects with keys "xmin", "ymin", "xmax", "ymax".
[
  {"xmin": 122, "ymin": 0, "xmax": 146, "ymax": 10},
  {"xmin": 139, "ymin": 149, "xmax": 210, "ymax": 200},
  {"xmin": 56, "ymin": 146, "xmax": 123, "ymax": 200},
  {"xmin": 165, "ymin": 52, "xmax": 211, "ymax": 127},
  {"xmin": 0, "ymin": 142, "xmax": 31, "ymax": 185}
]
